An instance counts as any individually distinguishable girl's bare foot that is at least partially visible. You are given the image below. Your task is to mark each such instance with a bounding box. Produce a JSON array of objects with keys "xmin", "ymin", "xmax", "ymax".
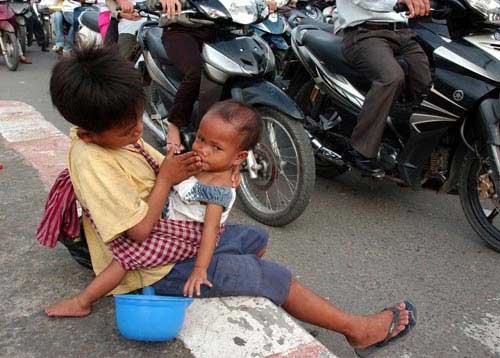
[
  {"xmin": 45, "ymin": 296, "xmax": 91, "ymax": 317},
  {"xmin": 346, "ymin": 302, "xmax": 410, "ymax": 349},
  {"xmin": 166, "ymin": 123, "xmax": 184, "ymax": 154}
]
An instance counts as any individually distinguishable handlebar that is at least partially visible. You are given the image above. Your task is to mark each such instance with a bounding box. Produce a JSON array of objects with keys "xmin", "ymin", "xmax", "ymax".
[
  {"xmin": 122, "ymin": 2, "xmax": 197, "ymax": 19},
  {"xmin": 393, "ymin": 0, "xmax": 440, "ymax": 14}
]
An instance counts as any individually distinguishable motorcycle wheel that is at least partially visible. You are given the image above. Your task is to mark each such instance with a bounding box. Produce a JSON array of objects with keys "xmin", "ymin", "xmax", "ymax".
[
  {"xmin": 2, "ymin": 31, "xmax": 19, "ymax": 71},
  {"xmin": 237, "ymin": 107, "xmax": 315, "ymax": 226},
  {"xmin": 144, "ymin": 82, "xmax": 168, "ymax": 145},
  {"xmin": 43, "ymin": 19, "xmax": 51, "ymax": 48},
  {"xmin": 459, "ymin": 150, "xmax": 500, "ymax": 252},
  {"xmin": 295, "ymin": 80, "xmax": 348, "ymax": 178}
]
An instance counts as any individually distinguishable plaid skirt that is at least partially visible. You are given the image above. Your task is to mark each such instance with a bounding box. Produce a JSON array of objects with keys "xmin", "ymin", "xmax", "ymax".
[{"xmin": 107, "ymin": 219, "xmax": 223, "ymax": 270}]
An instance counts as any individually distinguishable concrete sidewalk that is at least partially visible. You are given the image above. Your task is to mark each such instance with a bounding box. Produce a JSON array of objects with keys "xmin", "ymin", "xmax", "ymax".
[{"xmin": 0, "ymin": 100, "xmax": 336, "ymax": 358}]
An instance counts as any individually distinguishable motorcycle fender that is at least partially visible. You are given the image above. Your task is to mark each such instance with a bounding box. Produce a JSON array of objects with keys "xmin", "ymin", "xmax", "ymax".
[
  {"xmin": 477, "ymin": 97, "xmax": 500, "ymax": 179},
  {"xmin": 478, "ymin": 98, "xmax": 500, "ymax": 147},
  {"xmin": 443, "ymin": 99, "xmax": 500, "ymax": 194},
  {"xmin": 0, "ymin": 21, "xmax": 15, "ymax": 33},
  {"xmin": 234, "ymin": 80, "xmax": 304, "ymax": 120}
]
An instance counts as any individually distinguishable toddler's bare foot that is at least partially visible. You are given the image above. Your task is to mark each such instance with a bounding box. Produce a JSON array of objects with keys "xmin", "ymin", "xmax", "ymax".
[
  {"xmin": 346, "ymin": 302, "xmax": 410, "ymax": 349},
  {"xmin": 166, "ymin": 123, "xmax": 184, "ymax": 154},
  {"xmin": 45, "ymin": 296, "xmax": 91, "ymax": 317}
]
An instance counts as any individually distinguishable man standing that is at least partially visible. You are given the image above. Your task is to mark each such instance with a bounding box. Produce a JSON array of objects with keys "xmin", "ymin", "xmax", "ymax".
[{"xmin": 336, "ymin": 0, "xmax": 432, "ymax": 176}]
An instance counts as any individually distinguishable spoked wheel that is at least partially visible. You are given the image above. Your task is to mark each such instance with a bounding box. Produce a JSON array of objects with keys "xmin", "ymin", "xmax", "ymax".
[
  {"xmin": 144, "ymin": 82, "xmax": 169, "ymax": 145},
  {"xmin": 459, "ymin": 150, "xmax": 500, "ymax": 251},
  {"xmin": 295, "ymin": 80, "xmax": 348, "ymax": 178},
  {"xmin": 237, "ymin": 107, "xmax": 315, "ymax": 227},
  {"xmin": 2, "ymin": 31, "xmax": 19, "ymax": 71}
]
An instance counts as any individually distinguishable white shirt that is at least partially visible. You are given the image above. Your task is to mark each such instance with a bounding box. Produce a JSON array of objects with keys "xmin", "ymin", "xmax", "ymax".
[
  {"xmin": 335, "ymin": 0, "xmax": 407, "ymax": 33},
  {"xmin": 62, "ymin": 0, "xmax": 80, "ymax": 12},
  {"xmin": 167, "ymin": 176, "xmax": 236, "ymax": 224}
]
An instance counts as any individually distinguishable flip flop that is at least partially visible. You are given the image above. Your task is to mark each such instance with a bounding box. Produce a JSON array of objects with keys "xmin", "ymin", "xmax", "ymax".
[{"xmin": 354, "ymin": 300, "xmax": 417, "ymax": 358}]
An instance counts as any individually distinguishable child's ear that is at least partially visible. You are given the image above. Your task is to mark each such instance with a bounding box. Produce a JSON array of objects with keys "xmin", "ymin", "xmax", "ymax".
[
  {"xmin": 233, "ymin": 150, "xmax": 248, "ymax": 166},
  {"xmin": 76, "ymin": 128, "xmax": 95, "ymax": 143}
]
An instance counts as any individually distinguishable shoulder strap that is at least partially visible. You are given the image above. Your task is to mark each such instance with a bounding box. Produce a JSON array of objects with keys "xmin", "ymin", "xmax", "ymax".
[{"xmin": 132, "ymin": 143, "xmax": 160, "ymax": 176}]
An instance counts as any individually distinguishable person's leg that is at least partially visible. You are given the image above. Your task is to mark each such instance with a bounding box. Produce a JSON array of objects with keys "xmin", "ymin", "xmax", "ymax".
[
  {"xmin": 117, "ymin": 33, "xmax": 137, "ymax": 61},
  {"xmin": 282, "ymin": 279, "xmax": 410, "ymax": 349},
  {"xmin": 45, "ymin": 259, "xmax": 126, "ymax": 317},
  {"xmin": 343, "ymin": 30, "xmax": 405, "ymax": 159},
  {"xmin": 162, "ymin": 29, "xmax": 205, "ymax": 147},
  {"xmin": 104, "ymin": 16, "xmax": 119, "ymax": 45},
  {"xmin": 30, "ymin": 11, "xmax": 46, "ymax": 50},
  {"xmin": 221, "ymin": 223, "xmax": 269, "ymax": 256},
  {"xmin": 398, "ymin": 30, "xmax": 432, "ymax": 105},
  {"xmin": 62, "ymin": 11, "xmax": 75, "ymax": 52},
  {"xmin": 154, "ymin": 247, "xmax": 411, "ymax": 350},
  {"xmin": 52, "ymin": 11, "xmax": 65, "ymax": 50}
]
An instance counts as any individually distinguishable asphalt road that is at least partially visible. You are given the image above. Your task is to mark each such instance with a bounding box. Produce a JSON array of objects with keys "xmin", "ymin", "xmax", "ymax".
[{"xmin": 1, "ymin": 47, "xmax": 500, "ymax": 358}]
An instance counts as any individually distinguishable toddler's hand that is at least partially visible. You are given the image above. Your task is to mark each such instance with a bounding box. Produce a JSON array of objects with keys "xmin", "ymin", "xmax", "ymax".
[
  {"xmin": 159, "ymin": 150, "xmax": 202, "ymax": 186},
  {"xmin": 183, "ymin": 267, "xmax": 212, "ymax": 297}
]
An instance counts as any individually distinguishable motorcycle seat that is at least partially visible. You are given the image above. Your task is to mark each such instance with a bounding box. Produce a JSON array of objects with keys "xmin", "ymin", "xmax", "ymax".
[
  {"xmin": 299, "ymin": 27, "xmax": 367, "ymax": 82},
  {"xmin": 144, "ymin": 27, "xmax": 170, "ymax": 64},
  {"xmin": 297, "ymin": 27, "xmax": 410, "ymax": 90},
  {"xmin": 79, "ymin": 9, "xmax": 99, "ymax": 33},
  {"xmin": 143, "ymin": 26, "xmax": 183, "ymax": 87}
]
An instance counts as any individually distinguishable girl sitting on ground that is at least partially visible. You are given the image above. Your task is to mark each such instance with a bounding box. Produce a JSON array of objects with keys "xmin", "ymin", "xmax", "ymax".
[{"xmin": 45, "ymin": 99, "xmax": 258, "ymax": 317}]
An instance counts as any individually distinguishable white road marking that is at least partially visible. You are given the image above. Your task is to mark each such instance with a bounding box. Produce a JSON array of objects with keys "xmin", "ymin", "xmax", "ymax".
[{"xmin": 462, "ymin": 313, "xmax": 500, "ymax": 355}]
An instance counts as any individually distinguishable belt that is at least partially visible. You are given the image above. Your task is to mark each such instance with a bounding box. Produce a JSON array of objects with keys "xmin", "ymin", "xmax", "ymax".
[{"xmin": 345, "ymin": 22, "xmax": 409, "ymax": 32}]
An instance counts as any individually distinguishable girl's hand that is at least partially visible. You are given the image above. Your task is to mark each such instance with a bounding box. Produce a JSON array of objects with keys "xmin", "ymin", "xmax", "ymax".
[
  {"xmin": 183, "ymin": 267, "xmax": 212, "ymax": 297},
  {"xmin": 159, "ymin": 150, "xmax": 202, "ymax": 186},
  {"xmin": 160, "ymin": 0, "xmax": 182, "ymax": 18}
]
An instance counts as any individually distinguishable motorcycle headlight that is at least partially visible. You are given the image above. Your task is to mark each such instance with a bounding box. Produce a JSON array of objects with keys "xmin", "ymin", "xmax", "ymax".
[
  {"xmin": 226, "ymin": 2, "xmax": 260, "ymax": 24},
  {"xmin": 467, "ymin": 0, "xmax": 500, "ymax": 25}
]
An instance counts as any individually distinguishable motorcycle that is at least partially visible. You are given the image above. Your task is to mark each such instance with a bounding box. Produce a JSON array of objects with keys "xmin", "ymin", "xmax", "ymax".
[
  {"xmin": 9, "ymin": 0, "xmax": 31, "ymax": 55},
  {"xmin": 32, "ymin": 0, "xmax": 52, "ymax": 50},
  {"xmin": 132, "ymin": 0, "xmax": 315, "ymax": 227},
  {"xmin": 0, "ymin": 0, "xmax": 20, "ymax": 70},
  {"xmin": 287, "ymin": 0, "xmax": 500, "ymax": 251},
  {"xmin": 251, "ymin": 11, "xmax": 288, "ymax": 74}
]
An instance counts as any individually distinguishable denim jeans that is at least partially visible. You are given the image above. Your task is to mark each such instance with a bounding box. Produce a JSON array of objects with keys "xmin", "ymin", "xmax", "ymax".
[
  {"xmin": 52, "ymin": 11, "xmax": 64, "ymax": 47},
  {"xmin": 152, "ymin": 224, "xmax": 292, "ymax": 305},
  {"xmin": 62, "ymin": 11, "xmax": 75, "ymax": 50}
]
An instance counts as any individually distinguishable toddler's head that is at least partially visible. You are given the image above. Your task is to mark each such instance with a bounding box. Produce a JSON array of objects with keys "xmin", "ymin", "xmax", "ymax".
[
  {"xmin": 193, "ymin": 100, "xmax": 261, "ymax": 172},
  {"xmin": 49, "ymin": 45, "xmax": 145, "ymax": 148}
]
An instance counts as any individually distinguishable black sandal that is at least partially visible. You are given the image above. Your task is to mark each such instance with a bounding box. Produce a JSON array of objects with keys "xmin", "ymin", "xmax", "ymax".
[{"xmin": 354, "ymin": 300, "xmax": 417, "ymax": 357}]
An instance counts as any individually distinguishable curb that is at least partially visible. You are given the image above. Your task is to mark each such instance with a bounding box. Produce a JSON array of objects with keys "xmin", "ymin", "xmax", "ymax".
[{"xmin": 0, "ymin": 100, "xmax": 337, "ymax": 358}]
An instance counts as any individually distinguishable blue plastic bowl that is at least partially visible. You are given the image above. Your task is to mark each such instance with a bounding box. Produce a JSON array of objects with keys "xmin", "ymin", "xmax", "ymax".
[{"xmin": 114, "ymin": 286, "xmax": 193, "ymax": 341}]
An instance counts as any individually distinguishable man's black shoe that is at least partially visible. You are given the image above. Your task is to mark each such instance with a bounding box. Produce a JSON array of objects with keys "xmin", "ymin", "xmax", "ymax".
[{"xmin": 343, "ymin": 150, "xmax": 385, "ymax": 177}]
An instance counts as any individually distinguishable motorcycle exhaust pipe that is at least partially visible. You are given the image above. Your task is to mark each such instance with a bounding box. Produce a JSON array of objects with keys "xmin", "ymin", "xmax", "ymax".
[{"xmin": 306, "ymin": 131, "xmax": 344, "ymax": 164}]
